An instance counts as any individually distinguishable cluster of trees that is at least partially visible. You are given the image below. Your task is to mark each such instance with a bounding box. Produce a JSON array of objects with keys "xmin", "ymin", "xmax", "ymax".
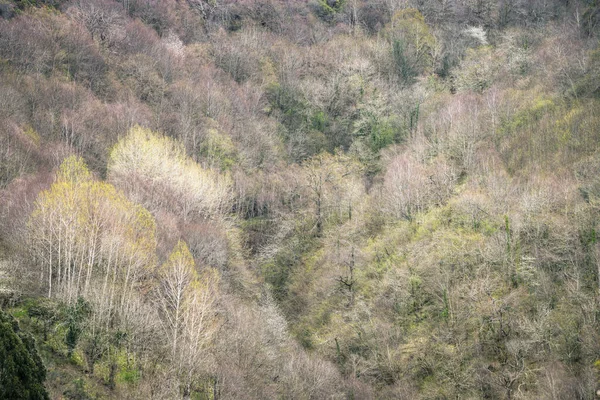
[
  {"xmin": 26, "ymin": 154, "xmax": 222, "ymax": 396},
  {"xmin": 0, "ymin": 0, "xmax": 599, "ymax": 398},
  {"xmin": 28, "ymin": 156, "xmax": 155, "ymax": 306},
  {"xmin": 108, "ymin": 125, "xmax": 232, "ymax": 220}
]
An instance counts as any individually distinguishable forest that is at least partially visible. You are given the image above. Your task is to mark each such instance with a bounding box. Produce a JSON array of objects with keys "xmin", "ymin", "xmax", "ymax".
[{"xmin": 0, "ymin": 0, "xmax": 599, "ymax": 398}]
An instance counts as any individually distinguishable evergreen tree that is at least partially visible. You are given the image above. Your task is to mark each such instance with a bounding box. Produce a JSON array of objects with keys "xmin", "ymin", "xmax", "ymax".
[{"xmin": 0, "ymin": 310, "xmax": 49, "ymax": 400}]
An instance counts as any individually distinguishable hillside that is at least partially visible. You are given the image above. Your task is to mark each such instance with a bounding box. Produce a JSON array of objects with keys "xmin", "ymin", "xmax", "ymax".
[{"xmin": 1, "ymin": 0, "xmax": 600, "ymax": 399}]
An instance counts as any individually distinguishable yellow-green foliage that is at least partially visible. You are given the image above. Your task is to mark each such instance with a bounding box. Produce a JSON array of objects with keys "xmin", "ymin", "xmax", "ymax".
[
  {"xmin": 384, "ymin": 8, "xmax": 435, "ymax": 79},
  {"xmin": 499, "ymin": 95, "xmax": 600, "ymax": 173},
  {"xmin": 302, "ymin": 151, "xmax": 365, "ymax": 230},
  {"xmin": 162, "ymin": 239, "xmax": 198, "ymax": 281},
  {"xmin": 388, "ymin": 9, "xmax": 434, "ymax": 44},
  {"xmin": 259, "ymin": 56, "xmax": 277, "ymax": 86},
  {"xmin": 108, "ymin": 125, "xmax": 233, "ymax": 219},
  {"xmin": 200, "ymin": 125, "xmax": 237, "ymax": 171},
  {"xmin": 23, "ymin": 125, "xmax": 41, "ymax": 147},
  {"xmin": 454, "ymin": 46, "xmax": 497, "ymax": 92},
  {"xmin": 29, "ymin": 156, "xmax": 157, "ymax": 312},
  {"xmin": 70, "ymin": 349, "xmax": 86, "ymax": 367},
  {"xmin": 387, "ymin": 9, "xmax": 435, "ymax": 59},
  {"xmin": 56, "ymin": 154, "xmax": 92, "ymax": 183},
  {"xmin": 159, "ymin": 239, "xmax": 221, "ymax": 373},
  {"xmin": 116, "ymin": 350, "xmax": 140, "ymax": 385},
  {"xmin": 283, "ymin": 197, "xmax": 504, "ymax": 387},
  {"xmin": 4, "ymin": 3, "xmax": 600, "ymax": 399}
]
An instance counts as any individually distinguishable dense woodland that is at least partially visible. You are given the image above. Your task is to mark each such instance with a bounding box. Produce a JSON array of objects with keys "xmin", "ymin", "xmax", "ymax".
[{"xmin": 0, "ymin": 0, "xmax": 599, "ymax": 398}]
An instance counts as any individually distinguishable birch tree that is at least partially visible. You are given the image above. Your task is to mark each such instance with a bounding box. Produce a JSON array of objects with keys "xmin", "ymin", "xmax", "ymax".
[
  {"xmin": 108, "ymin": 125, "xmax": 232, "ymax": 221},
  {"xmin": 28, "ymin": 156, "xmax": 157, "ymax": 325},
  {"xmin": 157, "ymin": 240, "xmax": 198, "ymax": 358}
]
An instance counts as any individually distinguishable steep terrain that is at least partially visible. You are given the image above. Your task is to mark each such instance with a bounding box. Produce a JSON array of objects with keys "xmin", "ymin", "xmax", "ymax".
[{"xmin": 1, "ymin": 0, "xmax": 600, "ymax": 398}]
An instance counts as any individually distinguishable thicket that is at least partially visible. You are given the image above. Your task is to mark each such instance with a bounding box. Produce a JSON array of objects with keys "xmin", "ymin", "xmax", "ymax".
[{"xmin": 0, "ymin": 0, "xmax": 599, "ymax": 398}]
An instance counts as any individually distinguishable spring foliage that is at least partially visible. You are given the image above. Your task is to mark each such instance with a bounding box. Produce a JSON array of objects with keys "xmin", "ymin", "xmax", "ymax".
[
  {"xmin": 108, "ymin": 125, "xmax": 232, "ymax": 220},
  {"xmin": 28, "ymin": 156, "xmax": 156, "ymax": 322},
  {"xmin": 1, "ymin": 0, "xmax": 600, "ymax": 398}
]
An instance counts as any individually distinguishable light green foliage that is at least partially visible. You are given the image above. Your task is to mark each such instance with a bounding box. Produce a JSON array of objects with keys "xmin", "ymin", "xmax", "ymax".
[
  {"xmin": 384, "ymin": 9, "xmax": 435, "ymax": 83},
  {"xmin": 312, "ymin": 0, "xmax": 347, "ymax": 22},
  {"xmin": 163, "ymin": 240, "xmax": 197, "ymax": 279},
  {"xmin": 199, "ymin": 125, "xmax": 237, "ymax": 171},
  {"xmin": 3, "ymin": 2, "xmax": 600, "ymax": 399},
  {"xmin": 454, "ymin": 46, "xmax": 497, "ymax": 93},
  {"xmin": 576, "ymin": 154, "xmax": 600, "ymax": 208},
  {"xmin": 353, "ymin": 98, "xmax": 400, "ymax": 153},
  {"xmin": 158, "ymin": 240, "xmax": 221, "ymax": 397},
  {"xmin": 109, "ymin": 125, "xmax": 232, "ymax": 219},
  {"xmin": 28, "ymin": 156, "xmax": 157, "ymax": 325},
  {"xmin": 56, "ymin": 155, "xmax": 92, "ymax": 185},
  {"xmin": 499, "ymin": 94, "xmax": 600, "ymax": 173}
]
